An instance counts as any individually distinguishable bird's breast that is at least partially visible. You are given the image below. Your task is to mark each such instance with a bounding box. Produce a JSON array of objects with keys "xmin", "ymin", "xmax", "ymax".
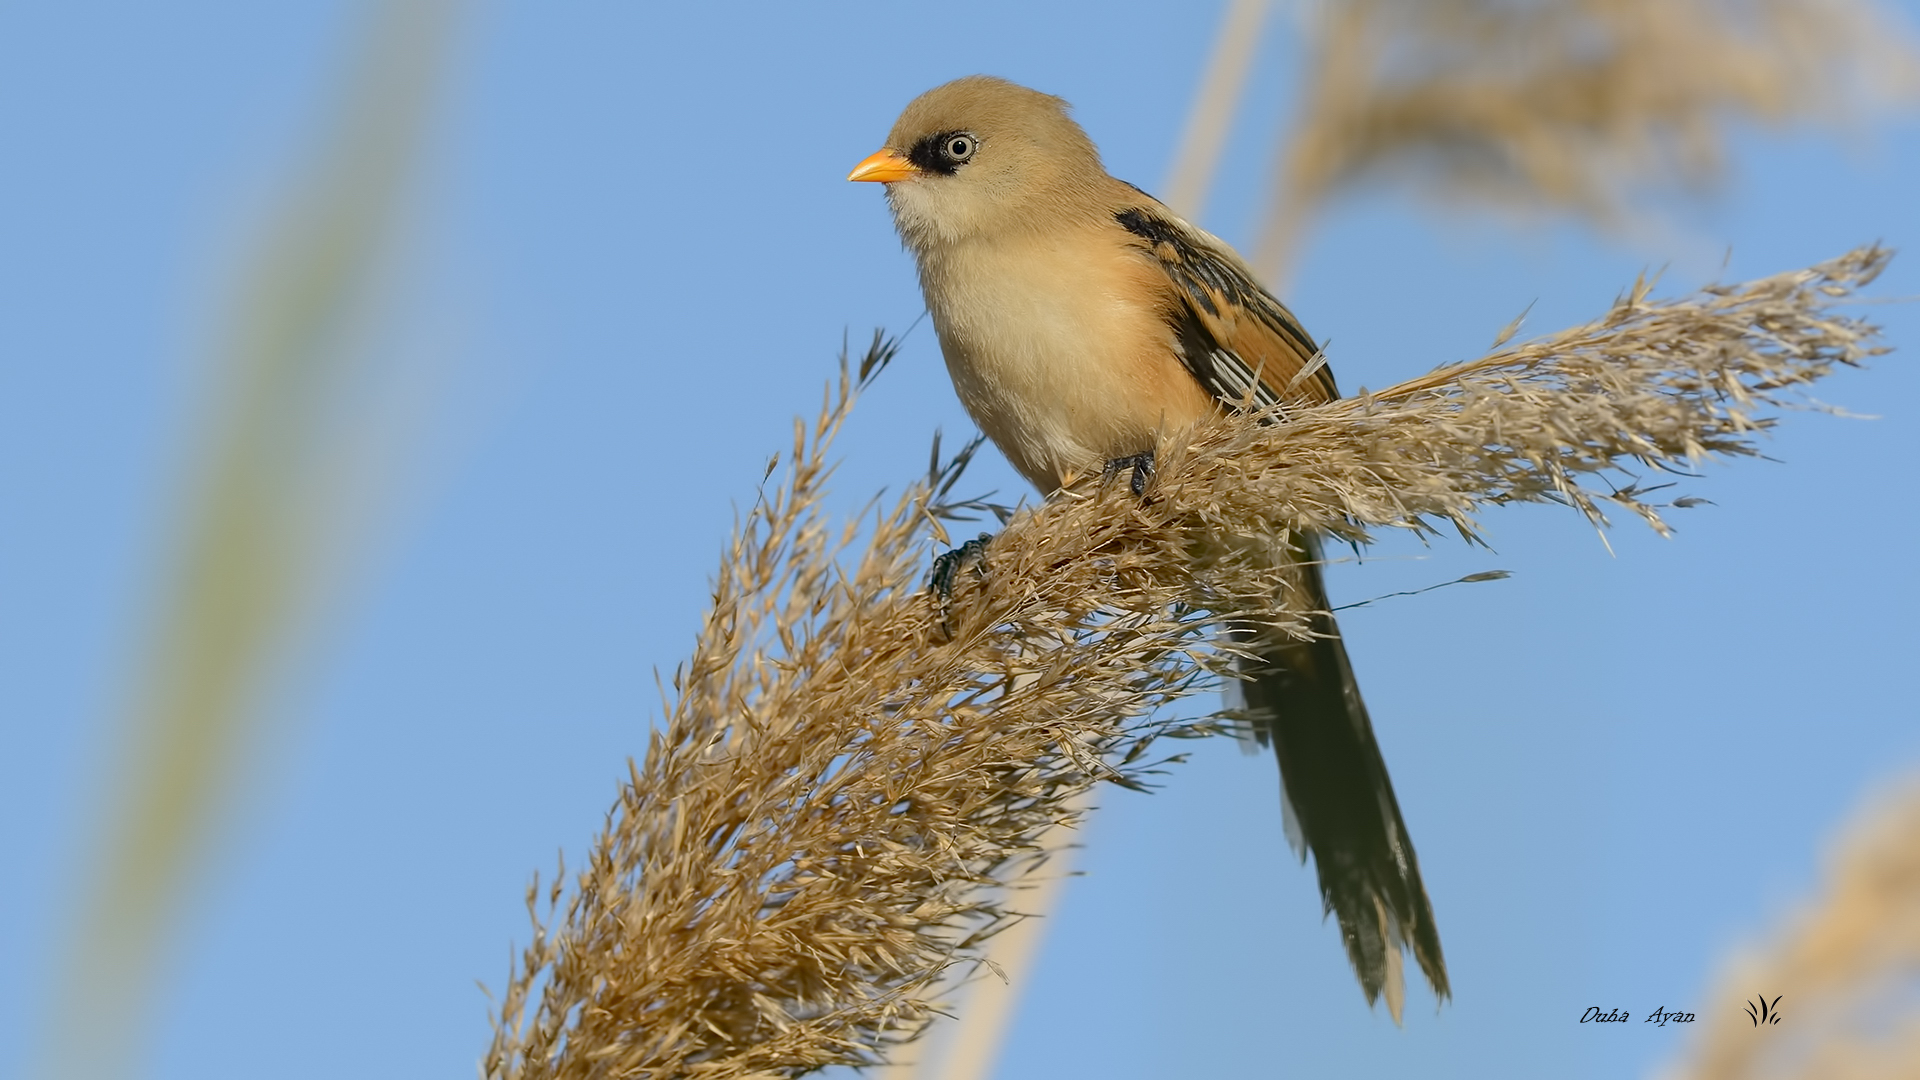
[{"xmin": 915, "ymin": 233, "xmax": 1214, "ymax": 492}]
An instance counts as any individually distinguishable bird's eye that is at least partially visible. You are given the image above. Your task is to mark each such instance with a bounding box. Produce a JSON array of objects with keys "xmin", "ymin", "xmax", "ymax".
[{"xmin": 944, "ymin": 134, "xmax": 976, "ymax": 161}]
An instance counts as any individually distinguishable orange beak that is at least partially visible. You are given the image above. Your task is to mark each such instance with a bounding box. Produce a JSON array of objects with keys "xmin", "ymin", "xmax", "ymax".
[{"xmin": 847, "ymin": 149, "xmax": 920, "ymax": 184}]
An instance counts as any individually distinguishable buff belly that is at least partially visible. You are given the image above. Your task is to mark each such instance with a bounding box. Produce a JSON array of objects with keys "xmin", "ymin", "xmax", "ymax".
[{"xmin": 917, "ymin": 234, "xmax": 1214, "ymax": 492}]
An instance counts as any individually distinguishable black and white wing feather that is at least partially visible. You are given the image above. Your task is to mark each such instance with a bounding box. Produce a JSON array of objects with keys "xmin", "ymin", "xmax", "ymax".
[{"xmin": 1113, "ymin": 201, "xmax": 1337, "ymax": 415}]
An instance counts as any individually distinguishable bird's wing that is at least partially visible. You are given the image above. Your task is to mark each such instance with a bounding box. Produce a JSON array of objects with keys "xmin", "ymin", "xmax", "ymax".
[{"xmin": 1111, "ymin": 200, "xmax": 1338, "ymax": 414}]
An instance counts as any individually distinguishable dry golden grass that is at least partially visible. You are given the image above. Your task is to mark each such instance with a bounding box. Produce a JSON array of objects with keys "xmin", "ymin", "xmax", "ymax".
[
  {"xmin": 1255, "ymin": 0, "xmax": 1920, "ymax": 281},
  {"xmin": 481, "ymin": 245, "xmax": 1893, "ymax": 1079},
  {"xmin": 1663, "ymin": 777, "xmax": 1920, "ymax": 1080}
]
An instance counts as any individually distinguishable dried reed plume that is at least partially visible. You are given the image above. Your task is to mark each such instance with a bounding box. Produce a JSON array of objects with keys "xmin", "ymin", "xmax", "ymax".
[
  {"xmin": 482, "ymin": 246, "xmax": 1892, "ymax": 1079},
  {"xmin": 1663, "ymin": 776, "xmax": 1920, "ymax": 1080},
  {"xmin": 1255, "ymin": 0, "xmax": 1920, "ymax": 280}
]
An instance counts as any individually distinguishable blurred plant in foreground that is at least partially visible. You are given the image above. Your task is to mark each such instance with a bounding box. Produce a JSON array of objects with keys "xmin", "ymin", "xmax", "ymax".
[
  {"xmin": 39, "ymin": 3, "xmax": 463, "ymax": 1079},
  {"xmin": 482, "ymin": 248, "xmax": 1892, "ymax": 1078},
  {"xmin": 1663, "ymin": 778, "xmax": 1920, "ymax": 1080}
]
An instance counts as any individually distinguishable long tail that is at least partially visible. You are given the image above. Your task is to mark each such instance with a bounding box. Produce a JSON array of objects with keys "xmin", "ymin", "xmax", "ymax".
[{"xmin": 1237, "ymin": 536, "xmax": 1448, "ymax": 1020}]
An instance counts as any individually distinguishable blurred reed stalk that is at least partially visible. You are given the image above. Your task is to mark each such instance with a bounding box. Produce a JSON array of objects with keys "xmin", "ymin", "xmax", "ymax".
[
  {"xmin": 1664, "ymin": 777, "xmax": 1920, "ymax": 1080},
  {"xmin": 1161, "ymin": 0, "xmax": 1275, "ymax": 220},
  {"xmin": 873, "ymin": 834, "xmax": 1077, "ymax": 1080},
  {"xmin": 39, "ymin": 3, "xmax": 463, "ymax": 1079},
  {"xmin": 482, "ymin": 246, "xmax": 1893, "ymax": 1079},
  {"xmin": 1253, "ymin": 0, "xmax": 1920, "ymax": 285}
]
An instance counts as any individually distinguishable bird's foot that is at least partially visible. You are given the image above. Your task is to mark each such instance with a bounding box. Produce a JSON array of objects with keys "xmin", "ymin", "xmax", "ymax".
[
  {"xmin": 929, "ymin": 532, "xmax": 994, "ymax": 601},
  {"xmin": 1102, "ymin": 450, "xmax": 1156, "ymax": 498}
]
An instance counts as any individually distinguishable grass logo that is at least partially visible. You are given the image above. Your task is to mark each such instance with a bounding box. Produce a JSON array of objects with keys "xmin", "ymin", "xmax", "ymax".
[{"xmin": 1745, "ymin": 994, "xmax": 1783, "ymax": 1027}]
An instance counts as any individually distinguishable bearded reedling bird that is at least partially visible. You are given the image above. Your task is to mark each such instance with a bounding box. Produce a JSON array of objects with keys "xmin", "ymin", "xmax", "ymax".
[{"xmin": 848, "ymin": 75, "xmax": 1447, "ymax": 1016}]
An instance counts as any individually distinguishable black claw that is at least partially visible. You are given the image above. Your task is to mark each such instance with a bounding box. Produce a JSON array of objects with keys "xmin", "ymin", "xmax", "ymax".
[
  {"xmin": 1103, "ymin": 450, "xmax": 1156, "ymax": 497},
  {"xmin": 929, "ymin": 532, "xmax": 994, "ymax": 601}
]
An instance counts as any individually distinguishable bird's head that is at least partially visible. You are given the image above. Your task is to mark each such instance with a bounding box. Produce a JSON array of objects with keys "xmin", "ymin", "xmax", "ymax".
[{"xmin": 849, "ymin": 75, "xmax": 1105, "ymax": 249}]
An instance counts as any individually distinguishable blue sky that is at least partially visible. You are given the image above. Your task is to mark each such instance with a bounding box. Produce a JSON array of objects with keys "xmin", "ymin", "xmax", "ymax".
[{"xmin": 3, "ymin": 3, "xmax": 1917, "ymax": 1078}]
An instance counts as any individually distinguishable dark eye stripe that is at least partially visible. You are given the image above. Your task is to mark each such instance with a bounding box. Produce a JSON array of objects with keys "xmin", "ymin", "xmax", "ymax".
[{"xmin": 906, "ymin": 130, "xmax": 974, "ymax": 176}]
